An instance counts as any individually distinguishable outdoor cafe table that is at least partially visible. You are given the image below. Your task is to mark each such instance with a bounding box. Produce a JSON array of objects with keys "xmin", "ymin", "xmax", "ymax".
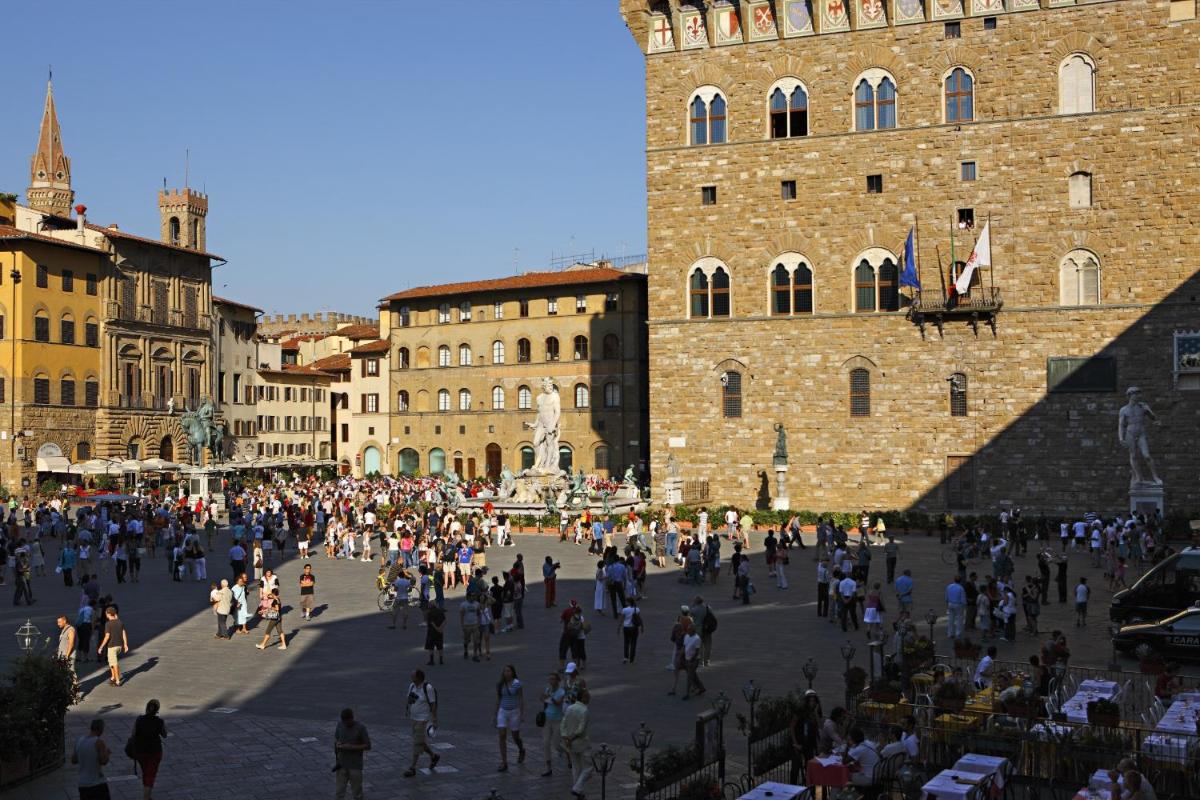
[
  {"xmin": 736, "ymin": 781, "xmax": 807, "ymax": 800},
  {"xmin": 952, "ymin": 754, "xmax": 1008, "ymax": 788},
  {"xmin": 921, "ymin": 768, "xmax": 990, "ymax": 800},
  {"xmin": 1061, "ymin": 681, "xmax": 1119, "ymax": 724},
  {"xmin": 1156, "ymin": 697, "xmax": 1200, "ymax": 735}
]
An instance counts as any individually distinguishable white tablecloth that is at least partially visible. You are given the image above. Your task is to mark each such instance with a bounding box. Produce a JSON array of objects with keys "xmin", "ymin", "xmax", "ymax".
[
  {"xmin": 737, "ymin": 781, "xmax": 806, "ymax": 800},
  {"xmin": 922, "ymin": 769, "xmax": 987, "ymax": 800},
  {"xmin": 1062, "ymin": 684, "xmax": 1119, "ymax": 724},
  {"xmin": 1156, "ymin": 698, "xmax": 1200, "ymax": 735},
  {"xmin": 953, "ymin": 754, "xmax": 1008, "ymax": 788},
  {"xmin": 1078, "ymin": 679, "xmax": 1119, "ymax": 695},
  {"xmin": 1143, "ymin": 732, "xmax": 1192, "ymax": 764}
]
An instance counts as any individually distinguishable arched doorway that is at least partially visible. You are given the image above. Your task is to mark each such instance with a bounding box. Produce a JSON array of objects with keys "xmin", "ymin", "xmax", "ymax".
[
  {"xmin": 127, "ymin": 438, "xmax": 143, "ymax": 460},
  {"xmin": 363, "ymin": 446, "xmax": 382, "ymax": 475},
  {"xmin": 429, "ymin": 448, "xmax": 446, "ymax": 475},
  {"xmin": 339, "ymin": 459, "xmax": 351, "ymax": 476},
  {"xmin": 467, "ymin": 457, "xmax": 477, "ymax": 480},
  {"xmin": 519, "ymin": 445, "xmax": 535, "ymax": 472},
  {"xmin": 159, "ymin": 436, "xmax": 174, "ymax": 461},
  {"xmin": 558, "ymin": 445, "xmax": 573, "ymax": 473},
  {"xmin": 398, "ymin": 448, "xmax": 419, "ymax": 475},
  {"xmin": 485, "ymin": 443, "xmax": 502, "ymax": 481},
  {"xmin": 453, "ymin": 451, "xmax": 464, "ymax": 477}
]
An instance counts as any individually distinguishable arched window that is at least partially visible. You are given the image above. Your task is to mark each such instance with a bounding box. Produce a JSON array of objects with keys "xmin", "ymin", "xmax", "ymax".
[
  {"xmin": 771, "ymin": 264, "xmax": 791, "ymax": 315},
  {"xmin": 399, "ymin": 448, "xmax": 419, "ymax": 474},
  {"xmin": 573, "ymin": 335, "xmax": 589, "ymax": 360},
  {"xmin": 574, "ymin": 384, "xmax": 590, "ymax": 408},
  {"xmin": 849, "ymin": 368, "xmax": 871, "ymax": 417},
  {"xmin": 770, "ymin": 256, "xmax": 814, "ymax": 316},
  {"xmin": 492, "ymin": 340, "xmax": 505, "ymax": 364},
  {"xmin": 945, "ymin": 68, "xmax": 974, "ymax": 123},
  {"xmin": 769, "ymin": 79, "xmax": 809, "ymax": 139},
  {"xmin": 517, "ymin": 338, "xmax": 531, "ymax": 363},
  {"xmin": 60, "ymin": 376, "xmax": 76, "ymax": 406},
  {"xmin": 558, "ymin": 445, "xmax": 574, "ymax": 472},
  {"xmin": 1069, "ymin": 172, "xmax": 1093, "ymax": 209},
  {"xmin": 602, "ymin": 334, "xmax": 620, "ymax": 360},
  {"xmin": 545, "ymin": 337, "xmax": 560, "ymax": 361},
  {"xmin": 76, "ymin": 441, "xmax": 91, "ymax": 461},
  {"xmin": 429, "ymin": 448, "xmax": 446, "ymax": 474},
  {"xmin": 688, "ymin": 86, "xmax": 728, "ymax": 146},
  {"xmin": 854, "ymin": 261, "xmax": 877, "ymax": 312},
  {"xmin": 458, "ymin": 388, "xmax": 472, "ymax": 411},
  {"xmin": 397, "ymin": 390, "xmax": 410, "ymax": 412},
  {"xmin": 169, "ymin": 217, "xmax": 180, "ymax": 246},
  {"xmin": 604, "ymin": 382, "xmax": 621, "ymax": 408},
  {"xmin": 711, "ymin": 267, "xmax": 730, "ymax": 317},
  {"xmin": 458, "ymin": 301, "xmax": 471, "ymax": 322},
  {"xmin": 722, "ymin": 370, "xmax": 742, "ymax": 418},
  {"xmin": 1060, "ymin": 250, "xmax": 1101, "ymax": 306},
  {"xmin": 594, "ymin": 444, "xmax": 610, "ymax": 472},
  {"xmin": 520, "ymin": 445, "xmax": 535, "ymax": 471},
  {"xmin": 397, "ymin": 347, "xmax": 410, "ymax": 369},
  {"xmin": 60, "ymin": 313, "xmax": 75, "ymax": 345},
  {"xmin": 1059, "ymin": 54, "xmax": 1096, "ymax": 115},
  {"xmin": 437, "ymin": 388, "xmax": 450, "ymax": 411},
  {"xmin": 458, "ymin": 343, "xmax": 472, "ymax": 366},
  {"xmin": 416, "ymin": 346, "xmax": 430, "ymax": 369},
  {"xmin": 854, "ymin": 70, "xmax": 897, "ymax": 131},
  {"xmin": 415, "ymin": 389, "xmax": 430, "ymax": 412},
  {"xmin": 438, "ymin": 345, "xmax": 451, "ymax": 367},
  {"xmin": 949, "ymin": 372, "xmax": 968, "ymax": 417},
  {"xmin": 33, "ymin": 310, "xmax": 49, "ymax": 342},
  {"xmin": 492, "ymin": 386, "xmax": 505, "ymax": 410},
  {"xmin": 518, "ymin": 385, "xmax": 532, "ymax": 409},
  {"xmin": 689, "ymin": 269, "xmax": 710, "ymax": 318},
  {"xmin": 853, "ymin": 251, "xmax": 901, "ymax": 312}
]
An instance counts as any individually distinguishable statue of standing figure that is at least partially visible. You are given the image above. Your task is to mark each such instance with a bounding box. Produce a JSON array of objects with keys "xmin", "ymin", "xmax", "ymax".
[
  {"xmin": 1118, "ymin": 386, "xmax": 1161, "ymax": 486},
  {"xmin": 524, "ymin": 378, "xmax": 562, "ymax": 474},
  {"xmin": 773, "ymin": 423, "xmax": 788, "ymax": 464}
]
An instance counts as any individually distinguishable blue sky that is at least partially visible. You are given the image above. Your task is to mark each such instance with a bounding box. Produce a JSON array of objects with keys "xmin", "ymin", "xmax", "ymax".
[{"xmin": 0, "ymin": 1, "xmax": 647, "ymax": 316}]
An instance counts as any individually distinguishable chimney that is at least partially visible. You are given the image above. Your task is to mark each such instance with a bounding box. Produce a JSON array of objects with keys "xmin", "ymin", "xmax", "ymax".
[{"xmin": 74, "ymin": 203, "xmax": 87, "ymax": 243}]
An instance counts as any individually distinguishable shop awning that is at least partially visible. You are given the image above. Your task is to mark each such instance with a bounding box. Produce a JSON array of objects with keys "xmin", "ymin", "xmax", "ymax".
[{"xmin": 36, "ymin": 455, "xmax": 71, "ymax": 473}]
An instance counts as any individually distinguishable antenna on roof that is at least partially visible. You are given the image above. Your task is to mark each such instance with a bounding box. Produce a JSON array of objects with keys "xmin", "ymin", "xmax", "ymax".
[
  {"xmin": 48, "ymin": 65, "xmax": 53, "ymax": 82},
  {"xmin": 513, "ymin": 247, "xmax": 519, "ymax": 274},
  {"xmin": 185, "ymin": 148, "xmax": 190, "ymax": 189}
]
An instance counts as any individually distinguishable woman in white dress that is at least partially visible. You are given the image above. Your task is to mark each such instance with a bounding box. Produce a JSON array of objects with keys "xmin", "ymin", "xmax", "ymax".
[{"xmin": 593, "ymin": 560, "xmax": 607, "ymax": 616}]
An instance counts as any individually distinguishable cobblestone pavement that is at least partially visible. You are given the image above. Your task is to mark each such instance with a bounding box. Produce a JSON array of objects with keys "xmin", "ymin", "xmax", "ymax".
[{"xmin": 1, "ymin": 524, "xmax": 1179, "ymax": 798}]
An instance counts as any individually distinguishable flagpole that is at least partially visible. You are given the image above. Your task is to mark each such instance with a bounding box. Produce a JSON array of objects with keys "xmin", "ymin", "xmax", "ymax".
[
  {"xmin": 988, "ymin": 212, "xmax": 995, "ymax": 301},
  {"xmin": 935, "ymin": 244, "xmax": 948, "ymax": 304},
  {"xmin": 915, "ymin": 215, "xmax": 923, "ymax": 298},
  {"xmin": 949, "ymin": 214, "xmax": 957, "ymax": 288}
]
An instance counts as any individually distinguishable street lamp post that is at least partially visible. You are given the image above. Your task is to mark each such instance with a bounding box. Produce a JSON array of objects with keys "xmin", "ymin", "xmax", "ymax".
[
  {"xmin": 742, "ymin": 679, "xmax": 761, "ymax": 777},
  {"xmin": 802, "ymin": 658, "xmax": 818, "ymax": 690},
  {"xmin": 15, "ymin": 619, "xmax": 40, "ymax": 653},
  {"xmin": 591, "ymin": 743, "xmax": 616, "ymax": 800},
  {"xmin": 1108, "ymin": 623, "xmax": 1122, "ymax": 672},
  {"xmin": 840, "ymin": 642, "xmax": 857, "ymax": 708},
  {"xmin": 711, "ymin": 691, "xmax": 732, "ymax": 782},
  {"xmin": 632, "ymin": 722, "xmax": 653, "ymax": 789},
  {"xmin": 925, "ymin": 609, "xmax": 939, "ymax": 644}
]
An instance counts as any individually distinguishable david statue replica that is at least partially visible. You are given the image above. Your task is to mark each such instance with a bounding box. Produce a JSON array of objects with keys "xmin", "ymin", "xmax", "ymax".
[
  {"xmin": 1118, "ymin": 386, "xmax": 1160, "ymax": 486},
  {"xmin": 524, "ymin": 378, "xmax": 562, "ymax": 475}
]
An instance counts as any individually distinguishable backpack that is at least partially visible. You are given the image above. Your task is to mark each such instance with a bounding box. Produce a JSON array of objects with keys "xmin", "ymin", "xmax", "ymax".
[
  {"xmin": 567, "ymin": 613, "xmax": 583, "ymax": 635},
  {"xmin": 702, "ymin": 606, "xmax": 718, "ymax": 636}
]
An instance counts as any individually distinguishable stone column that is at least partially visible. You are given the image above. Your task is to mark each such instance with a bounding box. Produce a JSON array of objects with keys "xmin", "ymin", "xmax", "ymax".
[{"xmin": 772, "ymin": 458, "xmax": 789, "ymax": 511}]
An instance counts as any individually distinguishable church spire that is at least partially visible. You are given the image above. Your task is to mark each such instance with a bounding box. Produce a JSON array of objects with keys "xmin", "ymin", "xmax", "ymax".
[{"xmin": 27, "ymin": 78, "xmax": 75, "ymax": 217}]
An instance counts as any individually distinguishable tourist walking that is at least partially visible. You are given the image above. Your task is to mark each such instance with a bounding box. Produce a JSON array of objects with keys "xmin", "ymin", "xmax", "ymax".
[
  {"xmin": 255, "ymin": 588, "xmax": 287, "ymax": 650},
  {"xmin": 424, "ymin": 603, "xmax": 446, "ymax": 665},
  {"xmin": 1075, "ymin": 576, "xmax": 1090, "ymax": 627},
  {"xmin": 561, "ymin": 689, "xmax": 593, "ymax": 800},
  {"xmin": 682, "ymin": 622, "xmax": 706, "ymax": 699},
  {"xmin": 620, "ymin": 596, "xmax": 644, "ymax": 664},
  {"xmin": 945, "ymin": 577, "xmax": 967, "ymax": 639},
  {"xmin": 131, "ymin": 699, "xmax": 167, "ymax": 800},
  {"xmin": 299, "ymin": 563, "xmax": 316, "ymax": 620},
  {"xmin": 404, "ymin": 670, "xmax": 440, "ymax": 777},
  {"xmin": 96, "ymin": 606, "xmax": 128, "ymax": 687},
  {"xmin": 333, "ymin": 708, "xmax": 371, "ymax": 800},
  {"xmin": 495, "ymin": 664, "xmax": 526, "ymax": 771},
  {"xmin": 816, "ymin": 559, "xmax": 830, "ymax": 617},
  {"xmin": 543, "ymin": 556, "xmax": 559, "ymax": 608},
  {"xmin": 540, "ymin": 671, "xmax": 567, "ymax": 777},
  {"xmin": 71, "ymin": 718, "xmax": 111, "ymax": 800},
  {"xmin": 213, "ymin": 579, "xmax": 232, "ymax": 639},
  {"xmin": 57, "ymin": 614, "xmax": 77, "ymax": 677},
  {"xmin": 231, "ymin": 574, "xmax": 250, "ymax": 634},
  {"xmin": 884, "ymin": 536, "xmax": 899, "ymax": 584}
]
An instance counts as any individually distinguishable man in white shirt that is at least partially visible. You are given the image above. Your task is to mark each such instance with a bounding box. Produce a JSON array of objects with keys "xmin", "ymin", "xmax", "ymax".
[
  {"xmin": 724, "ymin": 508, "xmax": 738, "ymax": 540},
  {"xmin": 847, "ymin": 728, "xmax": 880, "ymax": 788},
  {"xmin": 973, "ymin": 646, "xmax": 997, "ymax": 689},
  {"xmin": 838, "ymin": 573, "xmax": 859, "ymax": 632},
  {"xmin": 682, "ymin": 625, "xmax": 705, "ymax": 698},
  {"xmin": 403, "ymin": 669, "xmax": 439, "ymax": 777}
]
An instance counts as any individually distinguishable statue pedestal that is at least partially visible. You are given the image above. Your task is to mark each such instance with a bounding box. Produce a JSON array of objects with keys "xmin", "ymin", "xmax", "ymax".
[
  {"xmin": 772, "ymin": 465, "xmax": 790, "ymax": 511},
  {"xmin": 663, "ymin": 477, "xmax": 683, "ymax": 505},
  {"xmin": 1129, "ymin": 482, "xmax": 1164, "ymax": 518}
]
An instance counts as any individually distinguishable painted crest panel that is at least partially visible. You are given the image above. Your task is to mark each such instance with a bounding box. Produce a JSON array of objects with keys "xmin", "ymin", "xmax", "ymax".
[
  {"xmin": 930, "ymin": 0, "xmax": 964, "ymax": 21},
  {"xmin": 783, "ymin": 0, "xmax": 816, "ymax": 36},
  {"xmin": 971, "ymin": 0, "xmax": 1005, "ymax": 14},
  {"xmin": 894, "ymin": 0, "xmax": 926, "ymax": 24},
  {"xmin": 714, "ymin": 5, "xmax": 742, "ymax": 44},
  {"xmin": 856, "ymin": 0, "xmax": 887, "ymax": 29},
  {"xmin": 680, "ymin": 7, "xmax": 709, "ymax": 49},
  {"xmin": 747, "ymin": 1, "xmax": 778, "ymax": 41},
  {"xmin": 819, "ymin": 0, "xmax": 850, "ymax": 33},
  {"xmin": 648, "ymin": 13, "xmax": 675, "ymax": 53}
]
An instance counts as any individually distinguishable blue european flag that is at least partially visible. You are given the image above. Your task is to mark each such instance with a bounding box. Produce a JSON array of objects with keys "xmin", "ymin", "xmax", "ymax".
[{"xmin": 899, "ymin": 227, "xmax": 920, "ymax": 290}]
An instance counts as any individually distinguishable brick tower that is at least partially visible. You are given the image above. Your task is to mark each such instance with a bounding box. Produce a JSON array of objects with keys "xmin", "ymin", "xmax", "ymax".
[
  {"xmin": 26, "ymin": 79, "xmax": 74, "ymax": 217},
  {"xmin": 159, "ymin": 187, "xmax": 208, "ymax": 251}
]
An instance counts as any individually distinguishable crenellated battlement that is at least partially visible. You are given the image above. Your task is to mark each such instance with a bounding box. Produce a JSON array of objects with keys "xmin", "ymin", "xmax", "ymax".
[
  {"xmin": 258, "ymin": 311, "xmax": 373, "ymax": 337},
  {"xmin": 622, "ymin": 0, "xmax": 1130, "ymax": 55}
]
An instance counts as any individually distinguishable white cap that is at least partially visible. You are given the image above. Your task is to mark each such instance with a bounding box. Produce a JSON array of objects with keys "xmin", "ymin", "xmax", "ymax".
[{"xmin": 565, "ymin": 662, "xmax": 578, "ymax": 674}]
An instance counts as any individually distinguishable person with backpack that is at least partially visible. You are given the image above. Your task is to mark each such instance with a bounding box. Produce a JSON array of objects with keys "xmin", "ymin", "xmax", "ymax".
[
  {"xmin": 620, "ymin": 596, "xmax": 644, "ymax": 664},
  {"xmin": 689, "ymin": 595, "xmax": 717, "ymax": 667},
  {"xmin": 403, "ymin": 670, "xmax": 440, "ymax": 778},
  {"xmin": 129, "ymin": 699, "xmax": 167, "ymax": 800}
]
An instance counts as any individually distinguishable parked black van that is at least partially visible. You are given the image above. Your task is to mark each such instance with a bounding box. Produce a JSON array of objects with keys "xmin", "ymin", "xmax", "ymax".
[{"xmin": 1110, "ymin": 548, "xmax": 1200, "ymax": 624}]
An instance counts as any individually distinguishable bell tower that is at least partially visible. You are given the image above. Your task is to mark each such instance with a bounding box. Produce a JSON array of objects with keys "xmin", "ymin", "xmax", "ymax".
[
  {"xmin": 27, "ymin": 79, "xmax": 74, "ymax": 217},
  {"xmin": 158, "ymin": 187, "xmax": 208, "ymax": 251}
]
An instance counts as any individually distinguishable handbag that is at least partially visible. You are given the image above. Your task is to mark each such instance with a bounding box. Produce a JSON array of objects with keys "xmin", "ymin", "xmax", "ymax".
[
  {"xmin": 265, "ymin": 609, "xmax": 280, "ymax": 620},
  {"xmin": 535, "ymin": 709, "xmax": 547, "ymax": 728}
]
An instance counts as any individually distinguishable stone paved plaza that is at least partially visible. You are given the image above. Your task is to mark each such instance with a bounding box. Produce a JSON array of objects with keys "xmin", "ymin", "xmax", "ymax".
[{"xmin": 0, "ymin": 521, "xmax": 1174, "ymax": 799}]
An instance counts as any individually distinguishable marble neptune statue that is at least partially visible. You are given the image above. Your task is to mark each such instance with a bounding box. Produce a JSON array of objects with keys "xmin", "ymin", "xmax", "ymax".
[
  {"xmin": 1118, "ymin": 386, "xmax": 1160, "ymax": 486},
  {"xmin": 525, "ymin": 378, "xmax": 562, "ymax": 474}
]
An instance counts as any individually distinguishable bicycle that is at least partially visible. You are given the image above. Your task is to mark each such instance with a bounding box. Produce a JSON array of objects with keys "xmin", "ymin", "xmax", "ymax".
[{"xmin": 941, "ymin": 542, "xmax": 985, "ymax": 565}]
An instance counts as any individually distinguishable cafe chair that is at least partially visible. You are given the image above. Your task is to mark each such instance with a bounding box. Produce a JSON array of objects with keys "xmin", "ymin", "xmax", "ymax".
[
  {"xmin": 965, "ymin": 772, "xmax": 995, "ymax": 800},
  {"xmin": 873, "ymin": 751, "xmax": 908, "ymax": 798},
  {"xmin": 721, "ymin": 775, "xmax": 754, "ymax": 799}
]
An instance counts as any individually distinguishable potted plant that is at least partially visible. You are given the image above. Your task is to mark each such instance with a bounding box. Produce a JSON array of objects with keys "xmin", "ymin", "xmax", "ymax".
[
  {"xmin": 868, "ymin": 678, "xmax": 904, "ymax": 705},
  {"xmin": 1086, "ymin": 698, "xmax": 1121, "ymax": 727},
  {"xmin": 904, "ymin": 636, "xmax": 936, "ymax": 670},
  {"xmin": 953, "ymin": 636, "xmax": 981, "ymax": 659},
  {"xmin": 934, "ymin": 680, "xmax": 969, "ymax": 714}
]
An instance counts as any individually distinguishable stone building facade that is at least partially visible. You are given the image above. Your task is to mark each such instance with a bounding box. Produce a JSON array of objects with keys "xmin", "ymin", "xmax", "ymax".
[
  {"xmin": 381, "ymin": 265, "xmax": 649, "ymax": 480},
  {"xmin": 254, "ymin": 342, "xmax": 333, "ymax": 462},
  {"xmin": 213, "ymin": 297, "xmax": 262, "ymax": 460},
  {"xmin": 619, "ymin": 0, "xmax": 1200, "ymax": 514}
]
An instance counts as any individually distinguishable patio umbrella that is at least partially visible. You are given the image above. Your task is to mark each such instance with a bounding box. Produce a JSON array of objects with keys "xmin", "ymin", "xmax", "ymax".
[{"xmin": 140, "ymin": 458, "xmax": 181, "ymax": 472}]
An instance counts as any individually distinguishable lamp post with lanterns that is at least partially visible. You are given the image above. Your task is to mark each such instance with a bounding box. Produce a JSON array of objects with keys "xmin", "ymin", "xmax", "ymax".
[
  {"xmin": 591, "ymin": 743, "xmax": 616, "ymax": 800},
  {"xmin": 632, "ymin": 722, "xmax": 654, "ymax": 789},
  {"xmin": 15, "ymin": 619, "xmax": 40, "ymax": 653},
  {"xmin": 802, "ymin": 658, "xmax": 818, "ymax": 690}
]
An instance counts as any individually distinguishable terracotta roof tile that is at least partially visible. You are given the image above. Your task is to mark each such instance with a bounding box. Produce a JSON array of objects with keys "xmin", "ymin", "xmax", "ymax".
[
  {"xmin": 85, "ymin": 223, "xmax": 224, "ymax": 260},
  {"xmin": 333, "ymin": 323, "xmax": 379, "ymax": 340},
  {"xmin": 258, "ymin": 366, "xmax": 333, "ymax": 378},
  {"xmin": 381, "ymin": 266, "xmax": 642, "ymax": 303},
  {"xmin": 280, "ymin": 333, "xmax": 326, "ymax": 349},
  {"xmin": 350, "ymin": 339, "xmax": 390, "ymax": 356},
  {"xmin": 0, "ymin": 223, "xmax": 105, "ymax": 253},
  {"xmin": 213, "ymin": 295, "xmax": 263, "ymax": 313},
  {"xmin": 310, "ymin": 353, "xmax": 351, "ymax": 372}
]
